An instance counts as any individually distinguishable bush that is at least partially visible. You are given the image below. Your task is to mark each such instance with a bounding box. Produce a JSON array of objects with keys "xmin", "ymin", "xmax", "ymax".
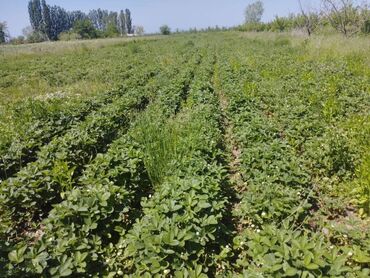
[
  {"xmin": 237, "ymin": 22, "xmax": 267, "ymax": 32},
  {"xmin": 27, "ymin": 31, "xmax": 47, "ymax": 43},
  {"xmin": 160, "ymin": 25, "xmax": 171, "ymax": 35},
  {"xmin": 73, "ymin": 19, "xmax": 98, "ymax": 39},
  {"xmin": 103, "ymin": 22, "xmax": 120, "ymax": 38},
  {"xmin": 269, "ymin": 16, "xmax": 293, "ymax": 32},
  {"xmin": 58, "ymin": 32, "xmax": 82, "ymax": 41},
  {"xmin": 9, "ymin": 36, "xmax": 26, "ymax": 45}
]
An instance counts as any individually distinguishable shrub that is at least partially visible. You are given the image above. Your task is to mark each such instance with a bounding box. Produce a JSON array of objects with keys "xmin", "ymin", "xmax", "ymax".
[
  {"xmin": 58, "ymin": 32, "xmax": 82, "ymax": 41},
  {"xmin": 160, "ymin": 25, "xmax": 171, "ymax": 35},
  {"xmin": 103, "ymin": 22, "xmax": 120, "ymax": 38},
  {"xmin": 72, "ymin": 19, "xmax": 98, "ymax": 39},
  {"xmin": 27, "ymin": 31, "xmax": 47, "ymax": 43}
]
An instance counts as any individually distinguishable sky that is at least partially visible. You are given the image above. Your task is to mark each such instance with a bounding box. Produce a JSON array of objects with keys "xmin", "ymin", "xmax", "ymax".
[{"xmin": 0, "ymin": 0, "xmax": 322, "ymax": 37}]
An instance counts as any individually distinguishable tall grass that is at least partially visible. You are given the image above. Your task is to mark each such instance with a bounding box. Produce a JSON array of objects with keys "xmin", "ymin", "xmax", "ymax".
[
  {"xmin": 237, "ymin": 31, "xmax": 370, "ymax": 62},
  {"xmin": 133, "ymin": 106, "xmax": 203, "ymax": 186}
]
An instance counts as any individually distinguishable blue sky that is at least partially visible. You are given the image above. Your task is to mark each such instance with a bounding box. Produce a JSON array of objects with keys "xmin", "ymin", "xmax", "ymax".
[{"xmin": 1, "ymin": 0, "xmax": 321, "ymax": 37}]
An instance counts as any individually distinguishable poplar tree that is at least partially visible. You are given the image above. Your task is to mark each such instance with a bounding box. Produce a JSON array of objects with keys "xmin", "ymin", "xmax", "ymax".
[
  {"xmin": 28, "ymin": 0, "xmax": 43, "ymax": 32},
  {"xmin": 41, "ymin": 0, "xmax": 52, "ymax": 40},
  {"xmin": 125, "ymin": 9, "xmax": 132, "ymax": 34},
  {"xmin": 119, "ymin": 10, "xmax": 127, "ymax": 35},
  {"xmin": 0, "ymin": 22, "xmax": 8, "ymax": 43},
  {"xmin": 245, "ymin": 1, "xmax": 264, "ymax": 24}
]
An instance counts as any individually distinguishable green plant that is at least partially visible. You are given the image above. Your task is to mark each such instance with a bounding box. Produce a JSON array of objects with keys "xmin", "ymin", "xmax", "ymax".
[
  {"xmin": 0, "ymin": 32, "xmax": 369, "ymax": 278},
  {"xmin": 233, "ymin": 224, "xmax": 353, "ymax": 277},
  {"xmin": 72, "ymin": 19, "xmax": 98, "ymax": 39},
  {"xmin": 160, "ymin": 25, "xmax": 171, "ymax": 35}
]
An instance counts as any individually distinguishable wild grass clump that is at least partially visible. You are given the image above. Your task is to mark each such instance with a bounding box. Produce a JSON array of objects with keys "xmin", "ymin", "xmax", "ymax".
[{"xmin": 133, "ymin": 106, "xmax": 203, "ymax": 186}]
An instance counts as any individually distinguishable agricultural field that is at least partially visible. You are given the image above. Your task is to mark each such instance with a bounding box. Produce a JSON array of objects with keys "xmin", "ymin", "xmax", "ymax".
[{"xmin": 0, "ymin": 32, "xmax": 369, "ymax": 277}]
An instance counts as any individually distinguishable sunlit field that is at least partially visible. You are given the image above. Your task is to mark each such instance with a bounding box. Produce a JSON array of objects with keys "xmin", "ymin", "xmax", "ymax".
[{"xmin": 0, "ymin": 31, "xmax": 369, "ymax": 277}]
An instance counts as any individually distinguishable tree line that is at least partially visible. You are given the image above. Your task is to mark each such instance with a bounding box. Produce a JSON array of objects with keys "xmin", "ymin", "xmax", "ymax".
[
  {"xmin": 27, "ymin": 0, "xmax": 133, "ymax": 41},
  {"xmin": 1, "ymin": 0, "xmax": 369, "ymax": 44},
  {"xmin": 241, "ymin": 0, "xmax": 369, "ymax": 36}
]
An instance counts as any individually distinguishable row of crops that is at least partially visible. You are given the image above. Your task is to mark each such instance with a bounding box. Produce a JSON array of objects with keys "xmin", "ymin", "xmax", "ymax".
[
  {"xmin": 216, "ymin": 36, "xmax": 370, "ymax": 277},
  {"xmin": 0, "ymin": 33, "xmax": 369, "ymax": 277}
]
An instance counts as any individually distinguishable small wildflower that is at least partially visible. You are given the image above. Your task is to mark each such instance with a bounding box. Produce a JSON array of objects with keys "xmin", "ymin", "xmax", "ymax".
[
  {"xmin": 322, "ymin": 228, "xmax": 329, "ymax": 236},
  {"xmin": 261, "ymin": 212, "xmax": 266, "ymax": 217},
  {"xmin": 164, "ymin": 269, "xmax": 170, "ymax": 275},
  {"xmin": 117, "ymin": 270, "xmax": 123, "ymax": 276},
  {"xmin": 196, "ymin": 231, "xmax": 200, "ymax": 236},
  {"xmin": 256, "ymin": 229, "xmax": 261, "ymax": 233},
  {"xmin": 348, "ymin": 252, "xmax": 353, "ymax": 257}
]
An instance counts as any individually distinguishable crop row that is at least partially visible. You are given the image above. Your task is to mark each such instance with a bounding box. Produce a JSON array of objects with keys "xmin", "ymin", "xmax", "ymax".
[
  {"xmin": 0, "ymin": 61, "xmax": 158, "ymax": 181},
  {"xmin": 216, "ymin": 39, "xmax": 370, "ymax": 277},
  {"xmin": 0, "ymin": 42, "xmax": 204, "ymax": 244},
  {"xmin": 106, "ymin": 50, "xmax": 232, "ymax": 276},
  {"xmin": 0, "ymin": 92, "xmax": 146, "ymax": 235},
  {"xmin": 0, "ymin": 37, "xmax": 188, "ymax": 181},
  {"xmin": 2, "ymin": 47, "xmax": 202, "ymax": 277}
]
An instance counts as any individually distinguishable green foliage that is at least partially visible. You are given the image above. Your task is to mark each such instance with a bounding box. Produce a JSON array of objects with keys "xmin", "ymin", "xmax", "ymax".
[
  {"xmin": 26, "ymin": 1, "xmax": 134, "ymax": 41},
  {"xmin": 0, "ymin": 22, "xmax": 8, "ymax": 43},
  {"xmin": 160, "ymin": 24, "xmax": 171, "ymax": 35},
  {"xmin": 237, "ymin": 2, "xmax": 369, "ymax": 35},
  {"xmin": 234, "ymin": 183, "xmax": 311, "ymax": 227},
  {"xmin": 217, "ymin": 33, "xmax": 369, "ymax": 277},
  {"xmin": 0, "ymin": 32, "xmax": 369, "ymax": 277},
  {"xmin": 109, "ymin": 62, "xmax": 227, "ymax": 275},
  {"xmin": 269, "ymin": 16, "xmax": 293, "ymax": 32},
  {"xmin": 125, "ymin": 9, "xmax": 133, "ymax": 34},
  {"xmin": 25, "ymin": 30, "xmax": 47, "ymax": 43},
  {"xmin": 58, "ymin": 31, "xmax": 81, "ymax": 41},
  {"xmin": 237, "ymin": 22, "xmax": 267, "ymax": 32},
  {"xmin": 104, "ymin": 22, "xmax": 120, "ymax": 38},
  {"xmin": 233, "ymin": 224, "xmax": 355, "ymax": 277},
  {"xmin": 73, "ymin": 19, "xmax": 98, "ymax": 39}
]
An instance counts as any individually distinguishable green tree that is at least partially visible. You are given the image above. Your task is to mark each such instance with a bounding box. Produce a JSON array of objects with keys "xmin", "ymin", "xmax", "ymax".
[
  {"xmin": 125, "ymin": 9, "xmax": 132, "ymax": 34},
  {"xmin": 0, "ymin": 22, "xmax": 8, "ymax": 43},
  {"xmin": 118, "ymin": 10, "xmax": 127, "ymax": 35},
  {"xmin": 245, "ymin": 0, "xmax": 264, "ymax": 24},
  {"xmin": 104, "ymin": 22, "xmax": 119, "ymax": 37},
  {"xmin": 41, "ymin": 0, "xmax": 52, "ymax": 40},
  {"xmin": 160, "ymin": 24, "xmax": 171, "ymax": 35},
  {"xmin": 28, "ymin": 0, "xmax": 43, "ymax": 32},
  {"xmin": 73, "ymin": 19, "xmax": 98, "ymax": 39}
]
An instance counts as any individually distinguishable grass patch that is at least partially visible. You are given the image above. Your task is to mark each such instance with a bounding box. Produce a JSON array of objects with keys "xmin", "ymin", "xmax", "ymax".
[{"xmin": 133, "ymin": 106, "xmax": 205, "ymax": 186}]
